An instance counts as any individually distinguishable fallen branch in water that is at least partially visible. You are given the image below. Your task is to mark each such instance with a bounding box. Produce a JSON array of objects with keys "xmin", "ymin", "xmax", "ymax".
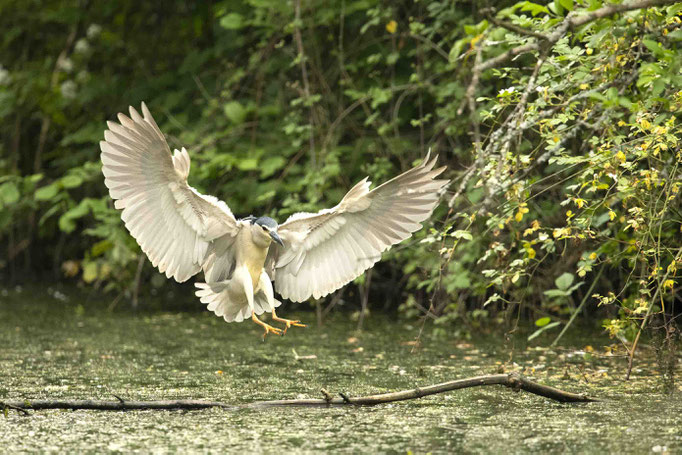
[{"xmin": 1, "ymin": 373, "xmax": 596, "ymax": 414}]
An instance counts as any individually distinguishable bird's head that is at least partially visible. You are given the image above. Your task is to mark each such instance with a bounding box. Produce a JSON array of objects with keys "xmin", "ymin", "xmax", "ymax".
[{"xmin": 250, "ymin": 216, "xmax": 284, "ymax": 247}]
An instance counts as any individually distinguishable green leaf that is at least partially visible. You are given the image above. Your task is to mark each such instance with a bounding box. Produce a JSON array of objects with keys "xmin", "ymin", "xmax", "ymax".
[
  {"xmin": 484, "ymin": 293, "xmax": 502, "ymax": 307},
  {"xmin": 59, "ymin": 200, "xmax": 91, "ymax": 233},
  {"xmin": 61, "ymin": 174, "xmax": 83, "ymax": 189},
  {"xmin": 586, "ymin": 0, "xmax": 602, "ymax": 10},
  {"xmin": 559, "ymin": 0, "xmax": 573, "ymax": 10},
  {"xmin": 528, "ymin": 321, "xmax": 561, "ymax": 341},
  {"xmin": 368, "ymin": 87, "xmax": 392, "ymax": 109},
  {"xmin": 35, "ymin": 184, "xmax": 59, "ymax": 201},
  {"xmin": 543, "ymin": 289, "xmax": 569, "ymax": 298},
  {"xmin": 519, "ymin": 1, "xmax": 550, "ymax": 16},
  {"xmin": 259, "ymin": 156, "xmax": 286, "ymax": 178},
  {"xmin": 668, "ymin": 29, "xmax": 682, "ymax": 41},
  {"xmin": 642, "ymin": 39, "xmax": 664, "ymax": 58},
  {"xmin": 236, "ymin": 157, "xmax": 258, "ymax": 171},
  {"xmin": 451, "ymin": 230, "xmax": 473, "ymax": 241},
  {"xmin": 223, "ymin": 101, "xmax": 246, "ymax": 124},
  {"xmin": 535, "ymin": 317, "xmax": 551, "ymax": 327},
  {"xmin": 555, "ymin": 272, "xmax": 574, "ymax": 291},
  {"xmin": 219, "ymin": 13, "xmax": 244, "ymax": 30},
  {"xmin": 91, "ymin": 240, "xmax": 113, "ymax": 257},
  {"xmin": 255, "ymin": 190, "xmax": 276, "ymax": 203},
  {"xmin": 0, "ymin": 182, "xmax": 20, "ymax": 205},
  {"xmin": 448, "ymin": 38, "xmax": 467, "ymax": 63}
]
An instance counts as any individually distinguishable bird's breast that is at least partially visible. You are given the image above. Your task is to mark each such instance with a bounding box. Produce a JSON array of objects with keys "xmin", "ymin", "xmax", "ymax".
[{"xmin": 236, "ymin": 229, "xmax": 270, "ymax": 289}]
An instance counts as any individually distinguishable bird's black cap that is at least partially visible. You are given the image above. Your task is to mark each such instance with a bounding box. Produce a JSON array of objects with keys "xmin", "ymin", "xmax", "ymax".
[{"xmin": 253, "ymin": 216, "xmax": 278, "ymax": 229}]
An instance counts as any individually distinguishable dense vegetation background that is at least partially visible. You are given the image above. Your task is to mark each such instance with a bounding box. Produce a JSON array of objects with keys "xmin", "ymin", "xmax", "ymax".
[{"xmin": 1, "ymin": 0, "xmax": 681, "ymax": 370}]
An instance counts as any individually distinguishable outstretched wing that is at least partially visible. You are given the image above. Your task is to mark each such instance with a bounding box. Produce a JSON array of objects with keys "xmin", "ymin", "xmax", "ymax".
[
  {"xmin": 100, "ymin": 102, "xmax": 240, "ymax": 282},
  {"xmin": 270, "ymin": 152, "xmax": 449, "ymax": 302}
]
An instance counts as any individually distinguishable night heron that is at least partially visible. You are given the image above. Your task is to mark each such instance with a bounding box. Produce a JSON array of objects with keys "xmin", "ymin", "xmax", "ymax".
[{"xmin": 100, "ymin": 103, "xmax": 449, "ymax": 337}]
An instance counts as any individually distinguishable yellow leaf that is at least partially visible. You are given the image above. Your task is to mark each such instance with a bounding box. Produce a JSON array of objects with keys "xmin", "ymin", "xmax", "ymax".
[
  {"xmin": 586, "ymin": 48, "xmax": 593, "ymax": 55},
  {"xmin": 663, "ymin": 279, "xmax": 675, "ymax": 289},
  {"xmin": 579, "ymin": 83, "xmax": 589, "ymax": 90},
  {"xmin": 589, "ymin": 252, "xmax": 597, "ymax": 260},
  {"xmin": 615, "ymin": 151, "xmax": 626, "ymax": 163},
  {"xmin": 386, "ymin": 20, "xmax": 397, "ymax": 34},
  {"xmin": 527, "ymin": 247, "xmax": 536, "ymax": 259}
]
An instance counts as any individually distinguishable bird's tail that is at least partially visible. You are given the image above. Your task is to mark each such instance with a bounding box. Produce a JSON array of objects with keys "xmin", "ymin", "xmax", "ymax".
[{"xmin": 194, "ymin": 281, "xmax": 281, "ymax": 323}]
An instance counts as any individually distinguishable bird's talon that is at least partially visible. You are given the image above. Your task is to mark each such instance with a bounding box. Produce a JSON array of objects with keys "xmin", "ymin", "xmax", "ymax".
[
  {"xmin": 273, "ymin": 316, "xmax": 307, "ymax": 334},
  {"xmin": 253, "ymin": 312, "xmax": 283, "ymax": 339},
  {"xmin": 261, "ymin": 324, "xmax": 283, "ymax": 339}
]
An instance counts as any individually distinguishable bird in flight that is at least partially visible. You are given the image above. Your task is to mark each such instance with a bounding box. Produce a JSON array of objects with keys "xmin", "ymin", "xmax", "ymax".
[{"xmin": 100, "ymin": 103, "xmax": 449, "ymax": 338}]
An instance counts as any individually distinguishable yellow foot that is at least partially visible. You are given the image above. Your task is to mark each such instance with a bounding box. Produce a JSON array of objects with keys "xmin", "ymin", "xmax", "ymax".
[
  {"xmin": 272, "ymin": 310, "xmax": 307, "ymax": 335},
  {"xmin": 252, "ymin": 312, "xmax": 283, "ymax": 339}
]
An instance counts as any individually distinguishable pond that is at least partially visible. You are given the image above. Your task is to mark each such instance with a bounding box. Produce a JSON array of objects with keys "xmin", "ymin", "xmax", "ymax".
[{"xmin": 1, "ymin": 286, "xmax": 680, "ymax": 453}]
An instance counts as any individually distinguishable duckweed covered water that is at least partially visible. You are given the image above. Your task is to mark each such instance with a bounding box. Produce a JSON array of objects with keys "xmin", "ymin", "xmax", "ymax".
[{"xmin": 1, "ymin": 287, "xmax": 681, "ymax": 453}]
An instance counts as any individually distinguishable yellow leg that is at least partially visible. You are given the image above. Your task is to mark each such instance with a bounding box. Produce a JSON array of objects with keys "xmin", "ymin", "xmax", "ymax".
[
  {"xmin": 252, "ymin": 311, "xmax": 282, "ymax": 339},
  {"xmin": 271, "ymin": 308, "xmax": 306, "ymax": 334}
]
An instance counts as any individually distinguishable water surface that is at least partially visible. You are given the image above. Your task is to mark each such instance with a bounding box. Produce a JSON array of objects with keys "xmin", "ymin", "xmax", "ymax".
[{"xmin": 1, "ymin": 287, "xmax": 679, "ymax": 453}]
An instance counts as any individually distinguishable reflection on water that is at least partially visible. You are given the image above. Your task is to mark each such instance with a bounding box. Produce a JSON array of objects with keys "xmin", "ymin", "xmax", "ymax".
[{"xmin": 1, "ymin": 287, "xmax": 680, "ymax": 453}]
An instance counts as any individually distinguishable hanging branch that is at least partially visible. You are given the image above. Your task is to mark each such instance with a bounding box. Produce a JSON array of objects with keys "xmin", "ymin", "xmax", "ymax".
[
  {"xmin": 477, "ymin": 0, "xmax": 678, "ymax": 73},
  {"xmin": 1, "ymin": 373, "xmax": 596, "ymax": 414},
  {"xmin": 482, "ymin": 12, "xmax": 548, "ymax": 40}
]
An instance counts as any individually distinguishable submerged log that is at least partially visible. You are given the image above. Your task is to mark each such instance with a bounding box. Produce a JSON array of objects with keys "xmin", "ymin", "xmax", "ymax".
[{"xmin": 1, "ymin": 373, "xmax": 596, "ymax": 414}]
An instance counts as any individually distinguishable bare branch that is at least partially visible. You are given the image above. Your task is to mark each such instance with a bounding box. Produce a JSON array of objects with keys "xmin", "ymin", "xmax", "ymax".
[
  {"xmin": 486, "ymin": 16, "xmax": 548, "ymax": 40},
  {"xmin": 0, "ymin": 373, "xmax": 597, "ymax": 414}
]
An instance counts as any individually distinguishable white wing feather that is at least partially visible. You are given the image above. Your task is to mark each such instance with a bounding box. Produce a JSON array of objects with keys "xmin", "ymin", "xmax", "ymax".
[
  {"xmin": 272, "ymin": 152, "xmax": 449, "ymax": 302},
  {"xmin": 100, "ymin": 102, "xmax": 240, "ymax": 282}
]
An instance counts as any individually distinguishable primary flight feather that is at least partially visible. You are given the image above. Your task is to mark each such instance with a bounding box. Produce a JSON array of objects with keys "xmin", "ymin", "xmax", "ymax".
[{"xmin": 100, "ymin": 103, "xmax": 449, "ymax": 337}]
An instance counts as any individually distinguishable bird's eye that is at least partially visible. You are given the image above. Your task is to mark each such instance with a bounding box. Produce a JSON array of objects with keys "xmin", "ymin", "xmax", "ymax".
[{"xmin": 261, "ymin": 225, "xmax": 268, "ymax": 231}]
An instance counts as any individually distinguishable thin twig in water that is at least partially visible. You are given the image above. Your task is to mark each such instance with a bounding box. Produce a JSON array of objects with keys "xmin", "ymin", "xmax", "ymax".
[
  {"xmin": 3, "ymin": 403, "xmax": 30, "ymax": 416},
  {"xmin": 551, "ymin": 266, "xmax": 605, "ymax": 347}
]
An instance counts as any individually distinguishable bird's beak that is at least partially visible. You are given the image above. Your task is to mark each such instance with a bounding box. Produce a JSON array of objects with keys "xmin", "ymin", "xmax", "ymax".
[{"xmin": 270, "ymin": 231, "xmax": 284, "ymax": 247}]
